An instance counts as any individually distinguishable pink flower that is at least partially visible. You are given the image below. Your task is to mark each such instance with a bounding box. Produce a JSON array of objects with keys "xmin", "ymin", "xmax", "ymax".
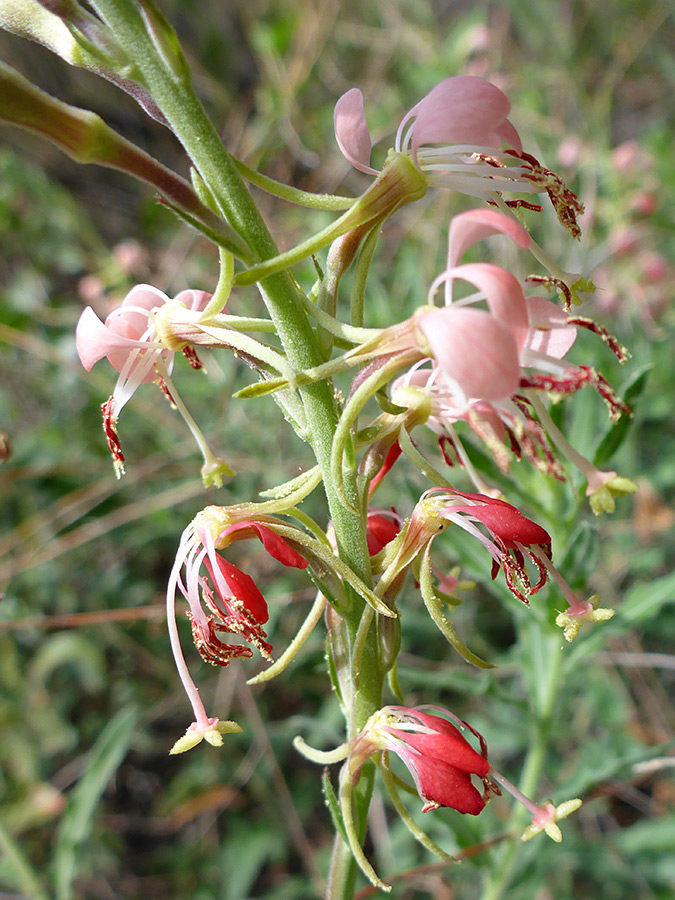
[
  {"xmin": 416, "ymin": 261, "xmax": 530, "ymax": 409},
  {"xmin": 359, "ymin": 706, "xmax": 490, "ymax": 814},
  {"xmin": 76, "ymin": 284, "xmax": 211, "ymax": 414},
  {"xmin": 166, "ymin": 511, "xmax": 308, "ymax": 738},
  {"xmin": 389, "ymin": 211, "xmax": 629, "ymax": 481},
  {"xmin": 76, "ymin": 284, "xmax": 215, "ymax": 476},
  {"xmin": 334, "ymin": 77, "xmax": 540, "ymax": 202},
  {"xmin": 610, "ymin": 140, "xmax": 652, "ymax": 174},
  {"xmin": 334, "ymin": 79, "xmax": 585, "ymax": 236}
]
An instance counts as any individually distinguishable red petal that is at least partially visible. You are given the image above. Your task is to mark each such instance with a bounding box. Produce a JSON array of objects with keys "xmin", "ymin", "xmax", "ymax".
[
  {"xmin": 248, "ymin": 523, "xmax": 308, "ymax": 569},
  {"xmin": 368, "ymin": 441, "xmax": 402, "ymax": 496},
  {"xmin": 366, "ymin": 513, "xmax": 401, "ymax": 555},
  {"xmin": 203, "ymin": 555, "xmax": 269, "ymax": 624},
  {"xmin": 461, "ymin": 504, "xmax": 550, "ymax": 549},
  {"xmin": 401, "ymin": 728, "xmax": 489, "ymax": 777},
  {"xmin": 398, "ymin": 750, "xmax": 486, "ymax": 815},
  {"xmin": 222, "ymin": 522, "xmax": 308, "ymax": 569},
  {"xmin": 446, "ymin": 491, "xmax": 551, "ymax": 548}
]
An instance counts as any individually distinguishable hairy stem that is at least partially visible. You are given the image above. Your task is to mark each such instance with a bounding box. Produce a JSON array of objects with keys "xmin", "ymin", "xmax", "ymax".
[{"xmin": 87, "ymin": 5, "xmax": 386, "ymax": 896}]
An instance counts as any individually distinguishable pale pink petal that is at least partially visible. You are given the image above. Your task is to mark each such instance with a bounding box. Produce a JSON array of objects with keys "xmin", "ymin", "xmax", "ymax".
[
  {"xmin": 75, "ymin": 306, "xmax": 149, "ymax": 371},
  {"xmin": 175, "ymin": 289, "xmax": 213, "ymax": 312},
  {"xmin": 447, "ymin": 208, "xmax": 531, "ymax": 268},
  {"xmin": 120, "ymin": 284, "xmax": 168, "ymax": 312},
  {"xmin": 107, "ymin": 284, "xmax": 168, "ymax": 340},
  {"xmin": 493, "ymin": 118, "xmax": 522, "ymax": 155},
  {"xmin": 334, "ymin": 88, "xmax": 377, "ymax": 174},
  {"xmin": 448, "ymin": 262, "xmax": 529, "ymax": 353},
  {"xmin": 418, "ymin": 307, "xmax": 521, "ymax": 402},
  {"xmin": 525, "ymin": 296, "xmax": 577, "ymax": 358},
  {"xmin": 398, "ymin": 77, "xmax": 511, "ymax": 162}
]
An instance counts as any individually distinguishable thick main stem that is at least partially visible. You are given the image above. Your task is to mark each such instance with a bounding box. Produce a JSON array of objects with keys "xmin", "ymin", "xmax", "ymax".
[
  {"xmin": 89, "ymin": 0, "xmax": 370, "ymax": 572},
  {"xmin": 89, "ymin": 4, "xmax": 385, "ymax": 896}
]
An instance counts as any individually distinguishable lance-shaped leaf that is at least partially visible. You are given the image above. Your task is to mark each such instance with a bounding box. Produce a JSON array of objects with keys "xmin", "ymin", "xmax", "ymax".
[{"xmin": 0, "ymin": 62, "xmax": 248, "ymax": 256}]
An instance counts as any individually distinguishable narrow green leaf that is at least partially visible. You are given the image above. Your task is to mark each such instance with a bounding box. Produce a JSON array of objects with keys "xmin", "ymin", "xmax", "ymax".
[
  {"xmin": 0, "ymin": 818, "xmax": 49, "ymax": 900},
  {"xmin": 594, "ymin": 367, "xmax": 649, "ymax": 467},
  {"xmin": 52, "ymin": 706, "xmax": 137, "ymax": 900}
]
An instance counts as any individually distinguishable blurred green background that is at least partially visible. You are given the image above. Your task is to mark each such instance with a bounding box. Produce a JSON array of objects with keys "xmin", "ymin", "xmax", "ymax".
[{"xmin": 1, "ymin": 1, "xmax": 674, "ymax": 898}]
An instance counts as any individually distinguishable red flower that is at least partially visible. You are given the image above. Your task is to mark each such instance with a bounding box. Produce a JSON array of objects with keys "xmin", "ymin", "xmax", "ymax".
[
  {"xmin": 168, "ymin": 516, "xmax": 308, "ymax": 680},
  {"xmin": 437, "ymin": 490, "xmax": 551, "ymax": 603},
  {"xmin": 366, "ymin": 508, "xmax": 402, "ymax": 556},
  {"xmin": 363, "ymin": 706, "xmax": 490, "ymax": 814}
]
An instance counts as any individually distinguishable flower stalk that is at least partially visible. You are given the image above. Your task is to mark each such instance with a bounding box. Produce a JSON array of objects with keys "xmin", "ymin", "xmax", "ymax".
[{"xmin": 35, "ymin": 4, "xmax": 640, "ymax": 891}]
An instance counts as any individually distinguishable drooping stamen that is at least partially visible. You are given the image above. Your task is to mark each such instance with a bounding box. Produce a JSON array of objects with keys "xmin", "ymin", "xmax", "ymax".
[
  {"xmin": 566, "ymin": 317, "xmax": 630, "ymax": 363},
  {"xmin": 509, "ymin": 150, "xmax": 585, "ymax": 239},
  {"xmin": 525, "ymin": 274, "xmax": 573, "ymax": 311},
  {"xmin": 520, "ymin": 366, "xmax": 630, "ymax": 422},
  {"xmin": 157, "ymin": 374, "xmax": 177, "ymax": 408},
  {"xmin": 101, "ymin": 397, "xmax": 125, "ymax": 478},
  {"xmin": 182, "ymin": 345, "xmax": 203, "ymax": 369}
]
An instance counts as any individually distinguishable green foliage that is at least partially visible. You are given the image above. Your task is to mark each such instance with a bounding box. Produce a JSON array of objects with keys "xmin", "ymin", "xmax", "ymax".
[{"xmin": 0, "ymin": 0, "xmax": 673, "ymax": 898}]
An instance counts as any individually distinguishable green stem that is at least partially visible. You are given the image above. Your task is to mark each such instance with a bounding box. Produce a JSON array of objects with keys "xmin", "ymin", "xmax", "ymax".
[
  {"xmin": 88, "ymin": 0, "xmax": 369, "ymax": 561},
  {"xmin": 86, "ymin": 7, "xmax": 386, "ymax": 896},
  {"xmin": 232, "ymin": 156, "xmax": 355, "ymax": 209}
]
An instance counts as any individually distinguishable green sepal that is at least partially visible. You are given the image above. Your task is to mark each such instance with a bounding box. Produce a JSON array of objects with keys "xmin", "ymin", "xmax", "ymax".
[
  {"xmin": 233, "ymin": 376, "xmax": 290, "ymax": 399},
  {"xmin": 258, "ymin": 466, "xmax": 323, "ymax": 502},
  {"xmin": 419, "ymin": 546, "xmax": 495, "ymax": 669},
  {"xmin": 374, "ymin": 389, "xmax": 407, "ymax": 416},
  {"xmin": 379, "ymin": 756, "xmax": 457, "ymax": 862},
  {"xmin": 355, "ymin": 424, "xmax": 382, "ymax": 443},
  {"xmin": 322, "ymin": 769, "xmax": 349, "ymax": 845}
]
